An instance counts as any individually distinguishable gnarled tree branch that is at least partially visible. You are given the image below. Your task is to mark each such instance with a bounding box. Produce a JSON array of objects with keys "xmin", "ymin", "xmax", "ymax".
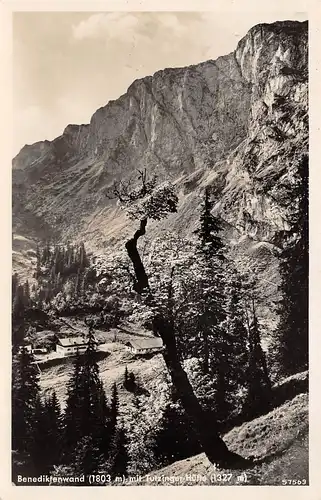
[
  {"xmin": 124, "ymin": 218, "xmax": 252, "ymax": 469},
  {"xmin": 125, "ymin": 218, "xmax": 149, "ymax": 294},
  {"xmin": 110, "ymin": 168, "xmax": 251, "ymax": 468}
]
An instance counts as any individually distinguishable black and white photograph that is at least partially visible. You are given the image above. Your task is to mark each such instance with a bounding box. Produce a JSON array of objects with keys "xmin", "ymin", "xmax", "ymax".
[{"xmin": 10, "ymin": 8, "xmax": 309, "ymax": 487}]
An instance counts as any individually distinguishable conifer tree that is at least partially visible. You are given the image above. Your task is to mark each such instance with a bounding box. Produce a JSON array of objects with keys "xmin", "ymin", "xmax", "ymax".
[
  {"xmin": 78, "ymin": 325, "xmax": 100, "ymax": 437},
  {"xmin": 75, "ymin": 269, "xmax": 82, "ymax": 297},
  {"xmin": 50, "ymin": 265, "xmax": 56, "ymax": 282},
  {"xmin": 31, "ymin": 395, "xmax": 48, "ymax": 474},
  {"xmin": 194, "ymin": 187, "xmax": 227, "ymax": 374},
  {"xmin": 42, "ymin": 241, "xmax": 51, "ymax": 265},
  {"xmin": 128, "ymin": 371, "xmax": 136, "ymax": 391},
  {"xmin": 65, "ymin": 242, "xmax": 71, "ymax": 269},
  {"xmin": 153, "ymin": 402, "xmax": 201, "ymax": 467},
  {"xmin": 95, "ymin": 380, "xmax": 112, "ymax": 460},
  {"xmin": 46, "ymin": 390, "xmax": 63, "ymax": 468},
  {"xmin": 110, "ymin": 382, "xmax": 119, "ymax": 434},
  {"xmin": 35, "ymin": 244, "xmax": 41, "ymax": 280},
  {"xmin": 12, "ymin": 273, "xmax": 19, "ymax": 303},
  {"xmin": 54, "ymin": 272, "xmax": 63, "ymax": 295},
  {"xmin": 67, "ymin": 245, "xmax": 74, "ymax": 269},
  {"xmin": 244, "ymin": 301, "xmax": 272, "ymax": 418},
  {"xmin": 63, "ymin": 327, "xmax": 111, "ymax": 464},
  {"xmin": 195, "ymin": 187, "xmax": 224, "ymax": 258},
  {"xmin": 23, "ymin": 280, "xmax": 31, "ymax": 308},
  {"xmin": 109, "ymin": 425, "xmax": 129, "ymax": 479},
  {"xmin": 214, "ymin": 272, "xmax": 248, "ymax": 422},
  {"xmin": 73, "ymin": 435, "xmax": 104, "ymax": 483},
  {"xmin": 79, "ymin": 242, "xmax": 88, "ymax": 271},
  {"xmin": 12, "ymin": 284, "xmax": 26, "ymax": 348},
  {"xmin": 63, "ymin": 350, "xmax": 83, "ymax": 463},
  {"xmin": 123, "ymin": 367, "xmax": 136, "ymax": 392},
  {"xmin": 12, "ymin": 285, "xmax": 25, "ymax": 322},
  {"xmin": 81, "ymin": 274, "xmax": 87, "ymax": 297},
  {"xmin": 41, "ymin": 244, "xmax": 46, "ymax": 265},
  {"xmin": 12, "ymin": 325, "xmax": 25, "ymax": 351},
  {"xmin": 12, "ymin": 348, "xmax": 40, "ymax": 455},
  {"xmin": 37, "ymin": 288, "xmax": 46, "ymax": 310},
  {"xmin": 124, "ymin": 366, "xmax": 129, "ymax": 387},
  {"xmin": 278, "ymin": 154, "xmax": 308, "ymax": 374}
]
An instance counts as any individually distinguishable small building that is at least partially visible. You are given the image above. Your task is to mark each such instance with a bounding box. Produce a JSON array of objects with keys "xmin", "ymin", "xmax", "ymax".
[
  {"xmin": 33, "ymin": 347, "xmax": 48, "ymax": 355},
  {"xmin": 18, "ymin": 344, "xmax": 33, "ymax": 354},
  {"xmin": 56, "ymin": 336, "xmax": 89, "ymax": 357},
  {"xmin": 125, "ymin": 337, "xmax": 163, "ymax": 355},
  {"xmin": 18, "ymin": 345, "xmax": 48, "ymax": 355}
]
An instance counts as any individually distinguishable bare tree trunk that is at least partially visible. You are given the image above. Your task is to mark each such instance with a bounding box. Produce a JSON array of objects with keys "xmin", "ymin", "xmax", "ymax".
[
  {"xmin": 125, "ymin": 218, "xmax": 149, "ymax": 293},
  {"xmin": 152, "ymin": 315, "xmax": 247, "ymax": 467},
  {"xmin": 124, "ymin": 220, "xmax": 252, "ymax": 468}
]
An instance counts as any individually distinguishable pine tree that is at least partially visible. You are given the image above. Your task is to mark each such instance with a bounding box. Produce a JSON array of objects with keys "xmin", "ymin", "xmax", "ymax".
[
  {"xmin": 72, "ymin": 436, "xmax": 104, "ymax": 483},
  {"xmin": 109, "ymin": 425, "xmax": 129, "ymax": 479},
  {"xmin": 278, "ymin": 156, "xmax": 308, "ymax": 374},
  {"xmin": 50, "ymin": 265, "xmax": 56, "ymax": 283},
  {"xmin": 67, "ymin": 245, "xmax": 74, "ymax": 269},
  {"xmin": 78, "ymin": 325, "xmax": 100, "ymax": 437},
  {"xmin": 12, "ymin": 285, "xmax": 25, "ymax": 322},
  {"xmin": 75, "ymin": 269, "xmax": 82, "ymax": 297},
  {"xmin": 46, "ymin": 390, "xmax": 63, "ymax": 468},
  {"xmin": 244, "ymin": 300, "xmax": 272, "ymax": 418},
  {"xmin": 95, "ymin": 380, "xmax": 112, "ymax": 460},
  {"xmin": 42, "ymin": 240, "xmax": 51, "ymax": 265},
  {"xmin": 12, "ymin": 326, "xmax": 25, "ymax": 351},
  {"xmin": 154, "ymin": 402, "xmax": 201, "ymax": 467},
  {"xmin": 128, "ymin": 371, "xmax": 136, "ymax": 390},
  {"xmin": 124, "ymin": 366, "xmax": 129, "ymax": 387},
  {"xmin": 54, "ymin": 272, "xmax": 63, "ymax": 295},
  {"xmin": 12, "ymin": 348, "xmax": 40, "ymax": 455},
  {"xmin": 63, "ymin": 327, "xmax": 111, "ymax": 464},
  {"xmin": 110, "ymin": 382, "xmax": 119, "ymax": 434},
  {"xmin": 12, "ymin": 273, "xmax": 19, "ymax": 303},
  {"xmin": 81, "ymin": 274, "xmax": 87, "ymax": 297},
  {"xmin": 55, "ymin": 246, "xmax": 62, "ymax": 275},
  {"xmin": 63, "ymin": 350, "xmax": 83, "ymax": 463},
  {"xmin": 61, "ymin": 246, "xmax": 66, "ymax": 274},
  {"xmin": 41, "ymin": 244, "xmax": 46, "ymax": 265},
  {"xmin": 195, "ymin": 265, "xmax": 227, "ymax": 375},
  {"xmin": 195, "ymin": 187, "xmax": 224, "ymax": 258},
  {"xmin": 35, "ymin": 244, "xmax": 41, "ymax": 280},
  {"xmin": 214, "ymin": 272, "xmax": 248, "ymax": 422},
  {"xmin": 37, "ymin": 288, "xmax": 46, "ymax": 310},
  {"xmin": 50, "ymin": 244, "xmax": 57, "ymax": 270},
  {"xmin": 23, "ymin": 280, "xmax": 31, "ymax": 308},
  {"xmin": 194, "ymin": 188, "xmax": 227, "ymax": 374},
  {"xmin": 31, "ymin": 395, "xmax": 48, "ymax": 474},
  {"xmin": 79, "ymin": 242, "xmax": 88, "ymax": 271},
  {"xmin": 12, "ymin": 284, "xmax": 26, "ymax": 348}
]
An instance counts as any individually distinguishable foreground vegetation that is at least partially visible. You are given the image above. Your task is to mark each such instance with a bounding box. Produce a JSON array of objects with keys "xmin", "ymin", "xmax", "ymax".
[{"xmin": 11, "ymin": 163, "xmax": 308, "ymax": 481}]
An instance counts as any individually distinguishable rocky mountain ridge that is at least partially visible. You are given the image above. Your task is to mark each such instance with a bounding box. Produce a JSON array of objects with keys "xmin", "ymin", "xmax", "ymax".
[{"xmin": 12, "ymin": 20, "xmax": 308, "ymax": 271}]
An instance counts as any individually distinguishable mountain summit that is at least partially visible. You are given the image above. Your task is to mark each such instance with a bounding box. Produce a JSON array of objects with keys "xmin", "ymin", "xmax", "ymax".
[{"xmin": 12, "ymin": 20, "xmax": 308, "ymax": 257}]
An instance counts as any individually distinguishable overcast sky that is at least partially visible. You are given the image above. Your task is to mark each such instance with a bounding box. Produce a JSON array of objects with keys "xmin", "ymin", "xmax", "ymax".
[{"xmin": 13, "ymin": 11, "xmax": 307, "ymax": 157}]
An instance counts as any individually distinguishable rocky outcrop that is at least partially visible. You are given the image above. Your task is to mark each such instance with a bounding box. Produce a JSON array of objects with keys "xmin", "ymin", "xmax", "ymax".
[
  {"xmin": 12, "ymin": 20, "xmax": 308, "ymax": 259},
  {"xmin": 218, "ymin": 21, "xmax": 308, "ymax": 241}
]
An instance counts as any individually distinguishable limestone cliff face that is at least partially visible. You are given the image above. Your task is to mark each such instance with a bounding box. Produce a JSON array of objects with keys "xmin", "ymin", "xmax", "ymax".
[
  {"xmin": 12, "ymin": 20, "xmax": 308, "ymax": 264},
  {"xmin": 218, "ymin": 21, "xmax": 308, "ymax": 241}
]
